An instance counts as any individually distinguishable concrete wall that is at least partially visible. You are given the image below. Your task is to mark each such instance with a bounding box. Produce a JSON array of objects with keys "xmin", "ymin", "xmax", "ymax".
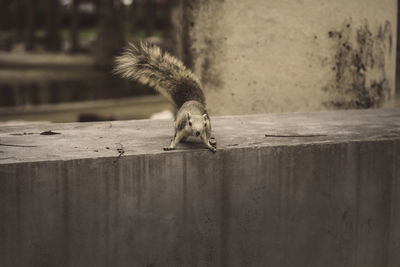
[
  {"xmin": 173, "ymin": 0, "xmax": 397, "ymax": 115},
  {"xmin": 0, "ymin": 109, "xmax": 400, "ymax": 267}
]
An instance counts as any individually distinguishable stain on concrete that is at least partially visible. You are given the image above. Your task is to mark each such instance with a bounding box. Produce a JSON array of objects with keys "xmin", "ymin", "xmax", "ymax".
[
  {"xmin": 173, "ymin": 0, "xmax": 225, "ymax": 92},
  {"xmin": 199, "ymin": 38, "xmax": 224, "ymax": 90},
  {"xmin": 323, "ymin": 19, "xmax": 393, "ymax": 109}
]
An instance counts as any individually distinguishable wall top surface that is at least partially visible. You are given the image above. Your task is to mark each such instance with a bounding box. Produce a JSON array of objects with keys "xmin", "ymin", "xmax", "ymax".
[{"xmin": 0, "ymin": 108, "xmax": 399, "ymax": 165}]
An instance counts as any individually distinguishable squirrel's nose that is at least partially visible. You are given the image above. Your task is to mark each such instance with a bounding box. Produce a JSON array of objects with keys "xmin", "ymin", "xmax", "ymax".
[{"xmin": 196, "ymin": 131, "xmax": 200, "ymax": 136}]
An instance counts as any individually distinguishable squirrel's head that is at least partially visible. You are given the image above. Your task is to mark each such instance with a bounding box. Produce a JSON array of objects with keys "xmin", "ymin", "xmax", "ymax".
[{"xmin": 186, "ymin": 112, "xmax": 209, "ymax": 137}]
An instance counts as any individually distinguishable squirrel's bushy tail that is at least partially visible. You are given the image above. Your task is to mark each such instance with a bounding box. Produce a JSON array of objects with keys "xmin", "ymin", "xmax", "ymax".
[{"xmin": 113, "ymin": 41, "xmax": 205, "ymax": 108}]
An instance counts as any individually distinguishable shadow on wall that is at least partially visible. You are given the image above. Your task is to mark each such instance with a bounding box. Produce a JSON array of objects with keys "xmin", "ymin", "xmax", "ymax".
[{"xmin": 322, "ymin": 18, "xmax": 393, "ymax": 109}]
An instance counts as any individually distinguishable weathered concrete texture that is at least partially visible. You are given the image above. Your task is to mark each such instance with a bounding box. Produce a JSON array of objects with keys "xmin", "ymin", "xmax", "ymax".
[
  {"xmin": 173, "ymin": 0, "xmax": 397, "ymax": 114},
  {"xmin": 1, "ymin": 109, "xmax": 400, "ymax": 267}
]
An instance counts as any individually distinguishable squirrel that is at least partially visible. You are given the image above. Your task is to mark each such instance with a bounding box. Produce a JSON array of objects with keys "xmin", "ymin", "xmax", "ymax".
[{"xmin": 113, "ymin": 41, "xmax": 217, "ymax": 152}]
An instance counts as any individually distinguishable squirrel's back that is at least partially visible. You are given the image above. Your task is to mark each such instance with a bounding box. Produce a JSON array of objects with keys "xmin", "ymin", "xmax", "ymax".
[{"xmin": 113, "ymin": 41, "xmax": 205, "ymax": 109}]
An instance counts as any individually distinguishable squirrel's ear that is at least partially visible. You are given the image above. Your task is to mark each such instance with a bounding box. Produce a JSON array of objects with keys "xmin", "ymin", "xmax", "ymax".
[
  {"xmin": 202, "ymin": 114, "xmax": 208, "ymax": 120},
  {"xmin": 187, "ymin": 112, "xmax": 191, "ymax": 120}
]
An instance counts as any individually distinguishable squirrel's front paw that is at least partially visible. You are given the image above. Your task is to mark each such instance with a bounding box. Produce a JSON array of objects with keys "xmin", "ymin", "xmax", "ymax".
[
  {"xmin": 163, "ymin": 146, "xmax": 175, "ymax": 151},
  {"xmin": 208, "ymin": 145, "xmax": 217, "ymax": 153},
  {"xmin": 209, "ymin": 137, "xmax": 217, "ymax": 147}
]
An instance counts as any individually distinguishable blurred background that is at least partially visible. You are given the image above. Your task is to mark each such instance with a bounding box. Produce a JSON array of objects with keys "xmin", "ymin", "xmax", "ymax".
[
  {"xmin": 0, "ymin": 0, "xmax": 174, "ymax": 124},
  {"xmin": 0, "ymin": 0, "xmax": 399, "ymax": 124}
]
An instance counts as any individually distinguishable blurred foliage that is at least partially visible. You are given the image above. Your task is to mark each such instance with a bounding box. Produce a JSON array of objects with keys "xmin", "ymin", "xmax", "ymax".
[
  {"xmin": 0, "ymin": 0, "xmax": 173, "ymax": 55},
  {"xmin": 0, "ymin": 0, "xmax": 175, "ymax": 114}
]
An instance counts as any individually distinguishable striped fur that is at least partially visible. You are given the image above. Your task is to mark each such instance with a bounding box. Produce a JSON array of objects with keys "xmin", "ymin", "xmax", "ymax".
[{"xmin": 113, "ymin": 41, "xmax": 205, "ymax": 109}]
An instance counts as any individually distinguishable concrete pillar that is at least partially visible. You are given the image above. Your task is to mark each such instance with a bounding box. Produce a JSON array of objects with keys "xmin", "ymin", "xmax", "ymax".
[{"xmin": 173, "ymin": 0, "xmax": 397, "ymax": 115}]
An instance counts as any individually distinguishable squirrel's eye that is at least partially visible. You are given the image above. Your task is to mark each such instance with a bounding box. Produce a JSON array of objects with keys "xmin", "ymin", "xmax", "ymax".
[
  {"xmin": 189, "ymin": 121, "xmax": 192, "ymax": 126},
  {"xmin": 204, "ymin": 122, "xmax": 207, "ymax": 127}
]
